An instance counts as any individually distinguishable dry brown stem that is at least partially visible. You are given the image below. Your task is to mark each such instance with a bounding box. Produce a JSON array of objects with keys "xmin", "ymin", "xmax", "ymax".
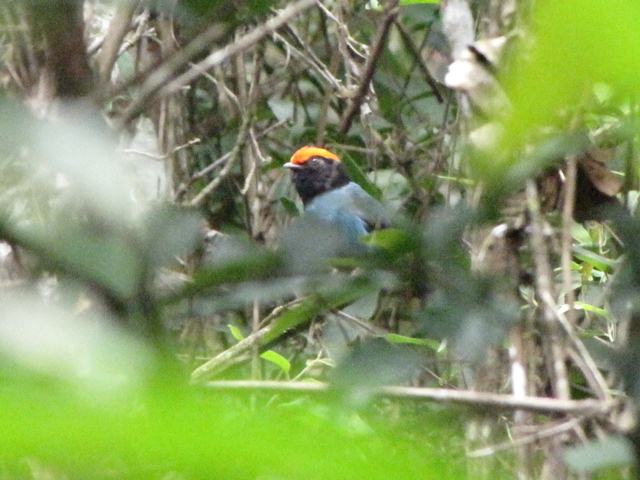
[
  {"xmin": 561, "ymin": 155, "xmax": 577, "ymax": 325},
  {"xmin": 202, "ymin": 381, "xmax": 615, "ymax": 415},
  {"xmin": 97, "ymin": 0, "xmax": 139, "ymax": 86},
  {"xmin": 339, "ymin": 0, "xmax": 399, "ymax": 135},
  {"xmin": 526, "ymin": 180, "xmax": 570, "ymax": 400}
]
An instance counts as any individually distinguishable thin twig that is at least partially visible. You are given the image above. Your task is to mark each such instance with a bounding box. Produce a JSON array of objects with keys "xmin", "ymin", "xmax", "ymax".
[
  {"xmin": 315, "ymin": 2, "xmax": 368, "ymax": 62},
  {"xmin": 187, "ymin": 151, "xmax": 232, "ymax": 183},
  {"xmin": 123, "ymin": 137, "xmax": 200, "ymax": 160},
  {"xmin": 528, "ymin": 181, "xmax": 611, "ymax": 401},
  {"xmin": 272, "ymin": 29, "xmax": 343, "ymax": 92},
  {"xmin": 188, "ymin": 115, "xmax": 251, "ymax": 207},
  {"xmin": 393, "ymin": 19, "xmax": 444, "ymax": 103},
  {"xmin": 121, "ymin": 0, "xmax": 317, "ymax": 125},
  {"xmin": 331, "ymin": 309, "xmax": 382, "ymax": 335},
  {"xmin": 554, "ymin": 306, "xmax": 612, "ymax": 401},
  {"xmin": 468, "ymin": 417, "xmax": 586, "ymax": 458},
  {"xmin": 292, "ymin": 350, "xmax": 330, "ymax": 381},
  {"xmin": 202, "ymin": 381, "xmax": 616, "ymax": 415},
  {"xmin": 339, "ymin": 1, "xmax": 399, "ymax": 135},
  {"xmin": 561, "ymin": 154, "xmax": 578, "ymax": 325},
  {"xmin": 106, "ymin": 17, "xmax": 226, "ymax": 112},
  {"xmin": 183, "ymin": 120, "xmax": 286, "ymax": 194},
  {"xmin": 238, "ymin": 45, "xmax": 264, "ymax": 379}
]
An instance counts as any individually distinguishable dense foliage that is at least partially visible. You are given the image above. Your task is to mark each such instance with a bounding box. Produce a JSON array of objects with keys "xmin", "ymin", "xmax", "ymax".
[{"xmin": 1, "ymin": 0, "xmax": 640, "ymax": 478}]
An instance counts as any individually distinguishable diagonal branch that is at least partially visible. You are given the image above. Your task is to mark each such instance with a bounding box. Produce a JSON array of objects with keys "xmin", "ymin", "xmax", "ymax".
[
  {"xmin": 394, "ymin": 19, "xmax": 444, "ymax": 103},
  {"xmin": 339, "ymin": 1, "xmax": 399, "ymax": 135},
  {"xmin": 118, "ymin": 0, "xmax": 317, "ymax": 126},
  {"xmin": 190, "ymin": 299, "xmax": 304, "ymax": 382},
  {"xmin": 188, "ymin": 114, "xmax": 251, "ymax": 207},
  {"xmin": 104, "ymin": 17, "xmax": 226, "ymax": 107},
  {"xmin": 468, "ymin": 417, "xmax": 586, "ymax": 457},
  {"xmin": 97, "ymin": 0, "xmax": 139, "ymax": 86}
]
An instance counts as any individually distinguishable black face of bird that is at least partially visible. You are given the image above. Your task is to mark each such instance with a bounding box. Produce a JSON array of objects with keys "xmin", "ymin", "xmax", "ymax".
[{"xmin": 285, "ymin": 156, "xmax": 350, "ymax": 205}]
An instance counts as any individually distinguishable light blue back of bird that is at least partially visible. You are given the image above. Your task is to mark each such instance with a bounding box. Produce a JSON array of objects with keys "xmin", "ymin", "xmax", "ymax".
[{"xmin": 305, "ymin": 182, "xmax": 388, "ymax": 254}]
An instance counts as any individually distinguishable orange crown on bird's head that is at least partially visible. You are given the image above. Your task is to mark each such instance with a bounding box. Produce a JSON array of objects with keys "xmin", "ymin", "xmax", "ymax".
[{"xmin": 289, "ymin": 146, "xmax": 340, "ymax": 165}]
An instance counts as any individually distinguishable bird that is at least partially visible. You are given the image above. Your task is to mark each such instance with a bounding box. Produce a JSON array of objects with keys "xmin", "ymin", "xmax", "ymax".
[{"xmin": 282, "ymin": 146, "xmax": 389, "ymax": 260}]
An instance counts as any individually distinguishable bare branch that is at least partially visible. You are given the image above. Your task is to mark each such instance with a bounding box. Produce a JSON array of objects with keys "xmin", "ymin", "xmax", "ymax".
[
  {"xmin": 272, "ymin": 32, "xmax": 344, "ymax": 92},
  {"xmin": 561, "ymin": 154, "xmax": 577, "ymax": 324},
  {"xmin": 339, "ymin": 1, "xmax": 399, "ymax": 135},
  {"xmin": 97, "ymin": 0, "xmax": 139, "ymax": 86},
  {"xmin": 118, "ymin": 0, "xmax": 317, "ymax": 126},
  {"xmin": 528, "ymin": 182, "xmax": 611, "ymax": 402},
  {"xmin": 166, "ymin": 0, "xmax": 316, "ymax": 92},
  {"xmin": 526, "ymin": 180, "xmax": 570, "ymax": 400},
  {"xmin": 393, "ymin": 19, "xmax": 444, "ymax": 103},
  {"xmin": 202, "ymin": 381, "xmax": 616, "ymax": 415},
  {"xmin": 468, "ymin": 417, "xmax": 586, "ymax": 458},
  {"xmin": 178, "ymin": 120, "xmax": 286, "ymax": 199},
  {"xmin": 188, "ymin": 115, "xmax": 251, "ymax": 207}
]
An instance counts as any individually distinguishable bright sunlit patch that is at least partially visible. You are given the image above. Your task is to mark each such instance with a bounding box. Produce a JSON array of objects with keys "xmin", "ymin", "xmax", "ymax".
[{"xmin": 0, "ymin": 291, "xmax": 153, "ymax": 395}]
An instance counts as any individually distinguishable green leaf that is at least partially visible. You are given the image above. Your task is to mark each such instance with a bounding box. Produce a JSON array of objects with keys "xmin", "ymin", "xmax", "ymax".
[
  {"xmin": 228, "ymin": 324, "xmax": 245, "ymax": 341},
  {"xmin": 227, "ymin": 323, "xmax": 290, "ymax": 374},
  {"xmin": 0, "ymin": 361, "xmax": 465, "ymax": 479},
  {"xmin": 373, "ymin": 79, "xmax": 403, "ymax": 126},
  {"xmin": 498, "ymin": 0, "xmax": 640, "ymax": 158},
  {"xmin": 0, "ymin": 291, "xmax": 153, "ymax": 391},
  {"xmin": 169, "ymin": 249, "xmax": 282, "ymax": 301},
  {"xmin": 361, "ymin": 228, "xmax": 413, "ymax": 251},
  {"xmin": 279, "ymin": 197, "xmax": 301, "ymax": 217},
  {"xmin": 384, "ymin": 333, "xmax": 442, "ymax": 351},
  {"xmin": 571, "ymin": 223, "xmax": 593, "ymax": 246},
  {"xmin": 262, "ymin": 298, "xmax": 324, "ymax": 345},
  {"xmin": 574, "ymin": 301, "xmax": 609, "ymax": 319},
  {"xmin": 228, "ymin": 325, "xmax": 291, "ymax": 375},
  {"xmin": 434, "ymin": 175, "xmax": 475, "ymax": 186},
  {"xmin": 340, "ymin": 151, "xmax": 383, "ymax": 201},
  {"xmin": 260, "ymin": 350, "xmax": 291, "ymax": 375},
  {"xmin": 263, "ymin": 278, "xmax": 375, "ymax": 345},
  {"xmin": 267, "ymin": 97, "xmax": 295, "ymax": 122},
  {"xmin": 573, "ymin": 245, "xmax": 618, "ymax": 272},
  {"xmin": 8, "ymin": 221, "xmax": 140, "ymax": 300}
]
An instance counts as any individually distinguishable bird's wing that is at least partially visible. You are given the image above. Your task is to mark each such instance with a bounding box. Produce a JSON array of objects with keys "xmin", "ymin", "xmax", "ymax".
[
  {"xmin": 342, "ymin": 182, "xmax": 390, "ymax": 231},
  {"xmin": 305, "ymin": 182, "xmax": 390, "ymax": 233}
]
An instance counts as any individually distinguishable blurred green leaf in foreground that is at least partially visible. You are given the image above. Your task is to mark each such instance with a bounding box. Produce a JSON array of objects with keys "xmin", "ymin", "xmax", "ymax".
[{"xmin": 0, "ymin": 349, "xmax": 465, "ymax": 480}]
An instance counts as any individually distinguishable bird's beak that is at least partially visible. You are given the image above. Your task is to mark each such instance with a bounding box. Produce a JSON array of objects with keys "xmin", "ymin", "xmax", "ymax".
[{"xmin": 283, "ymin": 162, "xmax": 302, "ymax": 170}]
